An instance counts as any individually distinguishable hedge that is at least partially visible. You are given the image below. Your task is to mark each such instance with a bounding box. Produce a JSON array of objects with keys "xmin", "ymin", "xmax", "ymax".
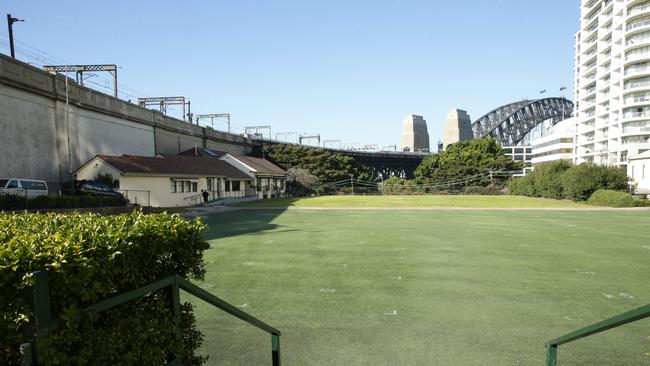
[
  {"xmin": 587, "ymin": 190, "xmax": 635, "ymax": 207},
  {"xmin": 0, "ymin": 211, "xmax": 209, "ymax": 365},
  {"xmin": 509, "ymin": 161, "xmax": 630, "ymax": 201},
  {"xmin": 0, "ymin": 194, "xmax": 128, "ymax": 211}
]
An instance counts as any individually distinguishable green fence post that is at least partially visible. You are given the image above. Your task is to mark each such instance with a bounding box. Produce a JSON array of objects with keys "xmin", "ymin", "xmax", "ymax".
[
  {"xmin": 172, "ymin": 277, "xmax": 182, "ymax": 340},
  {"xmin": 546, "ymin": 343, "xmax": 557, "ymax": 366},
  {"xmin": 33, "ymin": 270, "xmax": 53, "ymax": 364},
  {"xmin": 271, "ymin": 333, "xmax": 281, "ymax": 366}
]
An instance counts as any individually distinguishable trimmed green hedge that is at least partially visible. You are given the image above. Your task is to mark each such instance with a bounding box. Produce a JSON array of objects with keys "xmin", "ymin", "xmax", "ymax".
[
  {"xmin": 0, "ymin": 211, "xmax": 209, "ymax": 365},
  {"xmin": 0, "ymin": 194, "xmax": 127, "ymax": 211},
  {"xmin": 509, "ymin": 161, "xmax": 630, "ymax": 201},
  {"xmin": 587, "ymin": 190, "xmax": 635, "ymax": 207}
]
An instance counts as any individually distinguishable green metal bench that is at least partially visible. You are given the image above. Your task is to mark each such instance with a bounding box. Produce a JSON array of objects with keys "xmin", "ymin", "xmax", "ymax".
[
  {"xmin": 20, "ymin": 270, "xmax": 281, "ymax": 365},
  {"xmin": 545, "ymin": 303, "xmax": 650, "ymax": 365}
]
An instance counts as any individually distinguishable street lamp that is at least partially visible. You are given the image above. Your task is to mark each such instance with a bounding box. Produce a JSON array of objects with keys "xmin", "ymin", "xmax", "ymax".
[{"xmin": 6, "ymin": 14, "xmax": 25, "ymax": 59}]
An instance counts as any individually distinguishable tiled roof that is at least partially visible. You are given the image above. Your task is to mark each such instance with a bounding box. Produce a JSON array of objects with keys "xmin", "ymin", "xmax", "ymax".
[
  {"xmin": 94, "ymin": 154, "xmax": 252, "ymax": 179},
  {"xmin": 230, "ymin": 155, "xmax": 287, "ymax": 175},
  {"xmin": 179, "ymin": 148, "xmax": 287, "ymax": 175}
]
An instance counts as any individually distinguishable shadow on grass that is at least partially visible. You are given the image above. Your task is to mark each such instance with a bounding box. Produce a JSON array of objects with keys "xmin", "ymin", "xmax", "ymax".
[{"xmin": 201, "ymin": 208, "xmax": 290, "ymax": 240}]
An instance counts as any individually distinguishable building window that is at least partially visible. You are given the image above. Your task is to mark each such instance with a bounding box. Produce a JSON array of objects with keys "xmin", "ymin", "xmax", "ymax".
[
  {"xmin": 232, "ymin": 181, "xmax": 241, "ymax": 191},
  {"xmin": 225, "ymin": 180, "xmax": 231, "ymax": 192},
  {"xmin": 207, "ymin": 178, "xmax": 212, "ymax": 192},
  {"xmin": 171, "ymin": 180, "xmax": 198, "ymax": 193}
]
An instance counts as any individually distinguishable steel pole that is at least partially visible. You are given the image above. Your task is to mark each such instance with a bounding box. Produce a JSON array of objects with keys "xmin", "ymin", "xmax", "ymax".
[{"xmin": 7, "ymin": 14, "xmax": 15, "ymax": 58}]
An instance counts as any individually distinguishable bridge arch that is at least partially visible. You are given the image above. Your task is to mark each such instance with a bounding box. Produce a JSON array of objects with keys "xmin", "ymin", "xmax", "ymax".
[{"xmin": 472, "ymin": 98, "xmax": 574, "ymax": 146}]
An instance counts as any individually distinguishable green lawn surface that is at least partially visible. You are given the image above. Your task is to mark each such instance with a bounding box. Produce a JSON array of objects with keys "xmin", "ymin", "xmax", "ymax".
[
  {"xmin": 234, "ymin": 195, "xmax": 590, "ymax": 209},
  {"xmin": 189, "ymin": 208, "xmax": 650, "ymax": 365}
]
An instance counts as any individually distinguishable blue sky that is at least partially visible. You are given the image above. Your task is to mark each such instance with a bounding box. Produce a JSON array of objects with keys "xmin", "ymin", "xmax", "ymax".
[{"xmin": 3, "ymin": 0, "xmax": 579, "ymax": 149}]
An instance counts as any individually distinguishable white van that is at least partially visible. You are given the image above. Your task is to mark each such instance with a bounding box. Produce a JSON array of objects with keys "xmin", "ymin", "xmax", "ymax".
[{"xmin": 0, "ymin": 178, "xmax": 48, "ymax": 197}]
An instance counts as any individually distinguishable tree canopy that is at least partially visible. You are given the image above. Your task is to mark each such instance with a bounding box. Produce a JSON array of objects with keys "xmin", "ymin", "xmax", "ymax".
[
  {"xmin": 264, "ymin": 144, "xmax": 371, "ymax": 183},
  {"xmin": 415, "ymin": 138, "xmax": 522, "ymax": 185}
]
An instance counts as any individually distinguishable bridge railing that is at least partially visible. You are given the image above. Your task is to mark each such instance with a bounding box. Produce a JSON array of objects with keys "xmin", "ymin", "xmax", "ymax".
[
  {"xmin": 21, "ymin": 270, "xmax": 281, "ymax": 366},
  {"xmin": 545, "ymin": 303, "xmax": 650, "ymax": 365}
]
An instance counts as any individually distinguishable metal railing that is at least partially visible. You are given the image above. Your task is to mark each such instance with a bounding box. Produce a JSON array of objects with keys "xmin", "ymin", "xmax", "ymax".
[
  {"xmin": 183, "ymin": 188, "xmax": 258, "ymax": 206},
  {"xmin": 21, "ymin": 270, "xmax": 281, "ymax": 366},
  {"xmin": 545, "ymin": 303, "xmax": 650, "ymax": 366}
]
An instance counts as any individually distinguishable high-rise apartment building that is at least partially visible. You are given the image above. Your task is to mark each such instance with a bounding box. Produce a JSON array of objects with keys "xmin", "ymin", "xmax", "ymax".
[{"xmin": 574, "ymin": 0, "xmax": 650, "ymax": 169}]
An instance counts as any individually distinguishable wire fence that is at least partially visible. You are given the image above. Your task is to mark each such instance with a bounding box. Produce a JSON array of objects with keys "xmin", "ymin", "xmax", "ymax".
[{"xmin": 315, "ymin": 170, "xmax": 519, "ymax": 196}]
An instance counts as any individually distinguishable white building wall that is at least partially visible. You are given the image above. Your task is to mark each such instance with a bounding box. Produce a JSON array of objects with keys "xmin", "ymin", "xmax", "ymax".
[
  {"xmin": 628, "ymin": 154, "xmax": 650, "ymax": 193},
  {"xmin": 531, "ymin": 118, "xmax": 575, "ymax": 166},
  {"xmin": 575, "ymin": 0, "xmax": 650, "ymax": 170}
]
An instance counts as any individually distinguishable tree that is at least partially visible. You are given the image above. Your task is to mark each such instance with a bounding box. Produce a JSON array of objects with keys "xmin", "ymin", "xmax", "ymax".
[
  {"xmin": 415, "ymin": 139, "xmax": 522, "ymax": 186},
  {"xmin": 287, "ymin": 167, "xmax": 320, "ymax": 196},
  {"xmin": 264, "ymin": 145, "xmax": 371, "ymax": 183}
]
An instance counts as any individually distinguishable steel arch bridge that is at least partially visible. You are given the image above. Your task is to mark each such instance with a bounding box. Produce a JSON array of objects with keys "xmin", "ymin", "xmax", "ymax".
[{"xmin": 472, "ymin": 98, "xmax": 574, "ymax": 146}]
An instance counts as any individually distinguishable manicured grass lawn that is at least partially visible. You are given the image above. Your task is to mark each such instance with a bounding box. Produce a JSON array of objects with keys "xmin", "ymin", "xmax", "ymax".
[
  {"xmin": 234, "ymin": 195, "xmax": 591, "ymax": 209},
  {"xmin": 190, "ymin": 208, "xmax": 650, "ymax": 365}
]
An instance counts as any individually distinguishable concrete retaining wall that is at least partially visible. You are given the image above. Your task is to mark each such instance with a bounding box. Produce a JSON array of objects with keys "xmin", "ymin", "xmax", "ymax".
[{"xmin": 0, "ymin": 54, "xmax": 252, "ymax": 192}]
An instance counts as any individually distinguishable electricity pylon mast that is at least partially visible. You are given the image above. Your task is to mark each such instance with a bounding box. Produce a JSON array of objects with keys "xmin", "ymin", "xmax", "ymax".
[
  {"xmin": 138, "ymin": 96, "xmax": 192, "ymax": 122},
  {"xmin": 196, "ymin": 113, "xmax": 231, "ymax": 132},
  {"xmin": 299, "ymin": 134, "xmax": 321, "ymax": 146},
  {"xmin": 43, "ymin": 64, "xmax": 118, "ymax": 97},
  {"xmin": 245, "ymin": 125, "xmax": 272, "ymax": 140}
]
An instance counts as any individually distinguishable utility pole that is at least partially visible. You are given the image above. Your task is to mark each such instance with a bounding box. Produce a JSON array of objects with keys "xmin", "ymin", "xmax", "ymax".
[{"xmin": 7, "ymin": 14, "xmax": 24, "ymax": 59}]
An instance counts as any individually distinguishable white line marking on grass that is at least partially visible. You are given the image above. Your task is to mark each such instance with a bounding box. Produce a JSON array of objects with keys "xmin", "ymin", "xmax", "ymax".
[
  {"xmin": 520, "ymin": 279, "xmax": 531, "ymax": 284},
  {"xmin": 319, "ymin": 288, "xmax": 336, "ymax": 294},
  {"xmin": 576, "ymin": 269, "xmax": 596, "ymax": 275},
  {"xmin": 383, "ymin": 310, "xmax": 398, "ymax": 315},
  {"xmin": 566, "ymin": 224, "xmax": 577, "ymax": 227},
  {"xmin": 564, "ymin": 315, "xmax": 584, "ymax": 322},
  {"xmin": 619, "ymin": 293, "xmax": 634, "ymax": 299},
  {"xmin": 392, "ymin": 276, "xmax": 402, "ymax": 280},
  {"xmin": 264, "ymin": 240, "xmax": 274, "ymax": 244},
  {"xmin": 243, "ymin": 261, "xmax": 255, "ymax": 266},
  {"xmin": 603, "ymin": 293, "xmax": 616, "ymax": 299},
  {"xmin": 199, "ymin": 284, "xmax": 214, "ymax": 289},
  {"xmin": 239, "ymin": 303, "xmax": 249, "ymax": 308}
]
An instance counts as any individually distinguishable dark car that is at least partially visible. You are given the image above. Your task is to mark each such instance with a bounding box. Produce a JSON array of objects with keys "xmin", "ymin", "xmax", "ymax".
[{"xmin": 62, "ymin": 180, "xmax": 124, "ymax": 199}]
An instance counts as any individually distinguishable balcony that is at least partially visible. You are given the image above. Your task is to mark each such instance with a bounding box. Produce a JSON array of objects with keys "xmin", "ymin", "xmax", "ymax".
[{"xmin": 628, "ymin": 2, "xmax": 650, "ymax": 17}]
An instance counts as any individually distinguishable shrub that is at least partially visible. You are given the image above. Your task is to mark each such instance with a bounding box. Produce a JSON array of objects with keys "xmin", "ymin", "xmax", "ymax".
[
  {"xmin": 587, "ymin": 189, "xmax": 635, "ymax": 207},
  {"xmin": 634, "ymin": 199, "xmax": 650, "ymax": 207},
  {"xmin": 508, "ymin": 160, "xmax": 572, "ymax": 198},
  {"xmin": 562, "ymin": 164, "xmax": 629, "ymax": 201},
  {"xmin": 0, "ymin": 211, "xmax": 209, "ymax": 365},
  {"xmin": 0, "ymin": 194, "xmax": 127, "ymax": 211},
  {"xmin": 509, "ymin": 161, "xmax": 630, "ymax": 201}
]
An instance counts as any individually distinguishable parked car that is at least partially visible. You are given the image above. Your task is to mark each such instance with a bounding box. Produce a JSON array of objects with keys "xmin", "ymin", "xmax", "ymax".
[
  {"xmin": 62, "ymin": 180, "xmax": 124, "ymax": 199},
  {"xmin": 0, "ymin": 178, "xmax": 48, "ymax": 197}
]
